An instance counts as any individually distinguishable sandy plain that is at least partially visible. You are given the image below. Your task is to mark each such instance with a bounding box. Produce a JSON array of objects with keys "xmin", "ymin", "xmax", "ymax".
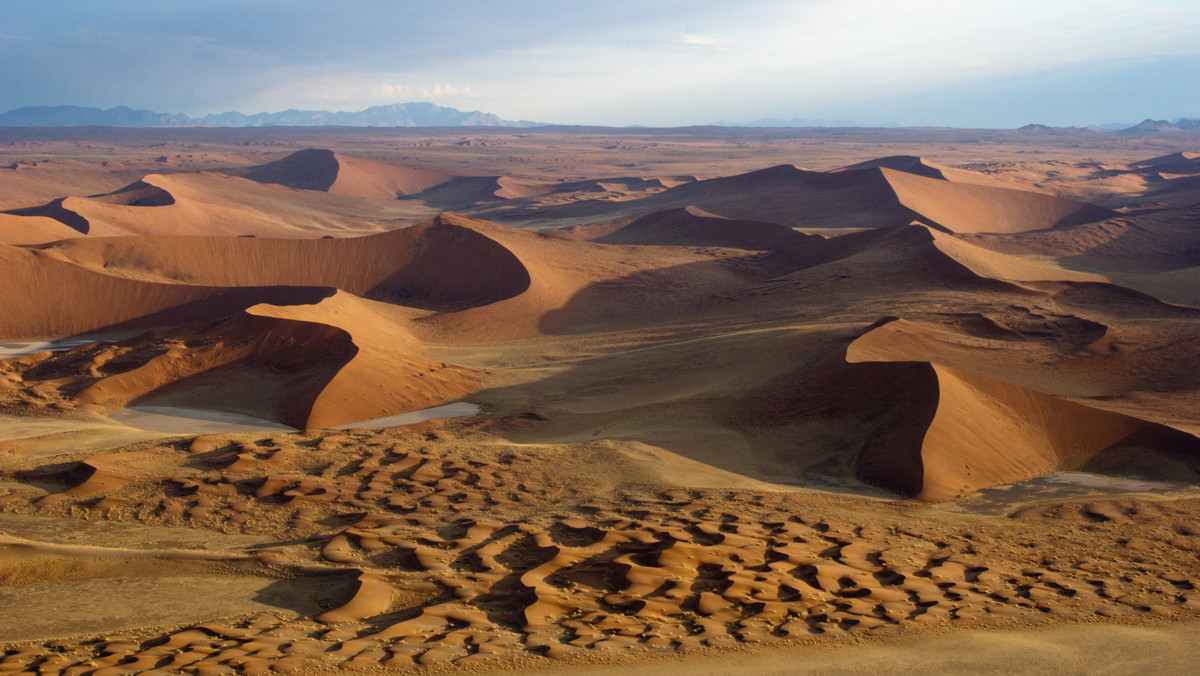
[{"xmin": 1, "ymin": 125, "xmax": 1199, "ymax": 673}]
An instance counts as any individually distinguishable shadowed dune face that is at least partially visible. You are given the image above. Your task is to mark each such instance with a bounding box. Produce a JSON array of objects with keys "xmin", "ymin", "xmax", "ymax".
[
  {"xmin": 85, "ymin": 180, "xmax": 176, "ymax": 207},
  {"xmin": 1, "ymin": 197, "xmax": 90, "ymax": 234},
  {"xmin": 239, "ymin": 148, "xmax": 341, "ymax": 192},
  {"xmin": 594, "ymin": 205, "xmax": 813, "ymax": 250}
]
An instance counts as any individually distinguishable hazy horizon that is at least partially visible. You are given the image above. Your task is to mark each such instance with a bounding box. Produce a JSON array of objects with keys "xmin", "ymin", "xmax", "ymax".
[{"xmin": 2, "ymin": 1, "xmax": 1197, "ymax": 128}]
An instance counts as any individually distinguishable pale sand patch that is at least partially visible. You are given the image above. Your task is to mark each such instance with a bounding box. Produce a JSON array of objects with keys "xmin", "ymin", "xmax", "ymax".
[
  {"xmin": 331, "ymin": 401, "xmax": 481, "ymax": 429},
  {"xmin": 0, "ymin": 332, "xmax": 142, "ymax": 359},
  {"xmin": 478, "ymin": 622, "xmax": 1200, "ymax": 676},
  {"xmin": 949, "ymin": 471, "xmax": 1200, "ymax": 516},
  {"xmin": 108, "ymin": 406, "xmax": 299, "ymax": 434},
  {"xmin": 105, "ymin": 402, "xmax": 480, "ymax": 435}
]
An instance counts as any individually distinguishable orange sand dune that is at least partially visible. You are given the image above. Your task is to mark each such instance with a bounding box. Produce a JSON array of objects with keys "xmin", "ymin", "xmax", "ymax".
[
  {"xmin": 235, "ymin": 148, "xmax": 453, "ymax": 199},
  {"xmin": 413, "ymin": 175, "xmax": 555, "ymax": 210},
  {"xmin": 1, "ymin": 197, "xmax": 90, "ymax": 234},
  {"xmin": 412, "ymin": 213, "xmax": 757, "ymax": 340},
  {"xmin": 0, "ymin": 158, "xmax": 152, "ymax": 205},
  {"xmin": 508, "ymin": 163, "xmax": 1114, "ymax": 234},
  {"xmin": 595, "ymin": 205, "xmax": 812, "ymax": 250},
  {"xmin": 577, "ymin": 176, "xmax": 693, "ymax": 191},
  {"xmin": 41, "ymin": 215, "xmax": 529, "ymax": 308},
  {"xmin": 834, "ymin": 154, "xmax": 1020, "ymax": 188},
  {"xmin": 845, "ymin": 307, "xmax": 1200, "ymax": 395},
  {"xmin": 1130, "ymin": 151, "xmax": 1200, "ymax": 175},
  {"xmin": 862, "ymin": 359, "xmax": 1196, "ymax": 501},
  {"xmin": 880, "ymin": 167, "xmax": 1115, "ymax": 234},
  {"xmin": 0, "ymin": 215, "xmax": 531, "ymax": 339},
  {"xmin": 247, "ymin": 292, "xmax": 483, "ymax": 429},
  {"xmin": 85, "ymin": 179, "xmax": 176, "ymax": 206},
  {"xmin": 0, "ymin": 211, "xmax": 85, "ymax": 245},
  {"xmin": 768, "ymin": 223, "xmax": 1033, "ymax": 292},
  {"xmin": 0, "ymin": 241, "xmax": 335, "ymax": 339},
  {"xmin": 3, "ymin": 169, "xmax": 440, "ymax": 240},
  {"xmin": 5, "ymin": 292, "xmax": 482, "ymax": 430},
  {"xmin": 752, "ymin": 319, "xmax": 1200, "ymax": 500}
]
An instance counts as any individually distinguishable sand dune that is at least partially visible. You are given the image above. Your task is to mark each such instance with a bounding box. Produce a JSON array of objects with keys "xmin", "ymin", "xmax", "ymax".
[
  {"xmin": 2, "ymin": 169, "xmax": 442, "ymax": 240},
  {"xmin": 0, "ymin": 211, "xmax": 84, "ymax": 245},
  {"xmin": 1, "ymin": 292, "xmax": 483, "ymax": 430},
  {"xmin": 0, "ymin": 241, "xmax": 338, "ymax": 339},
  {"xmin": 412, "ymin": 175, "xmax": 556, "ymax": 210},
  {"xmin": 412, "ymin": 212, "xmax": 765, "ymax": 340},
  {"xmin": 1130, "ymin": 151, "xmax": 1200, "ymax": 176},
  {"xmin": 881, "ymin": 167, "xmax": 1115, "ymax": 234},
  {"xmin": 595, "ymin": 205, "xmax": 813, "ymax": 250},
  {"xmin": 236, "ymin": 147, "xmax": 453, "ymax": 199},
  {"xmin": 501, "ymin": 162, "xmax": 1115, "ymax": 235},
  {"xmin": 754, "ymin": 319, "xmax": 1200, "ymax": 500},
  {"xmin": 85, "ymin": 179, "xmax": 176, "ymax": 206},
  {"xmin": 1, "ymin": 197, "xmax": 90, "ymax": 234},
  {"xmin": 247, "ymin": 292, "xmax": 484, "ymax": 429},
  {"xmin": 5, "ymin": 135, "xmax": 1200, "ymax": 673},
  {"xmin": 11, "ymin": 215, "xmax": 528, "ymax": 333}
]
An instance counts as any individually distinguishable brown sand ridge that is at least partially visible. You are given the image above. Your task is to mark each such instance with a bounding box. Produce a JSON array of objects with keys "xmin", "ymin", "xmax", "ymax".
[{"xmin": 3, "ymin": 131, "xmax": 1200, "ymax": 673}]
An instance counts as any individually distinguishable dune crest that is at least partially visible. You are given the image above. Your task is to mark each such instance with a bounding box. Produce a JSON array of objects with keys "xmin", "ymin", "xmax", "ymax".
[{"xmin": 237, "ymin": 148, "xmax": 453, "ymax": 199}]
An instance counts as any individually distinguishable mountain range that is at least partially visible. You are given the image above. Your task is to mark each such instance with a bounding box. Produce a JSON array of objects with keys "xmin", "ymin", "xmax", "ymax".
[{"xmin": 0, "ymin": 103, "xmax": 545, "ymax": 128}]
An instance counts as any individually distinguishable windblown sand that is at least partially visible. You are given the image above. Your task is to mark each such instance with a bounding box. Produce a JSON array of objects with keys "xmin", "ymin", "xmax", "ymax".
[{"xmin": 1, "ymin": 126, "xmax": 1199, "ymax": 673}]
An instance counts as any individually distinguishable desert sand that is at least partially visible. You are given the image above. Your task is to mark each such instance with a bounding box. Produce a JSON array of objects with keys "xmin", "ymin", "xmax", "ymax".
[{"xmin": 1, "ymin": 125, "xmax": 1200, "ymax": 673}]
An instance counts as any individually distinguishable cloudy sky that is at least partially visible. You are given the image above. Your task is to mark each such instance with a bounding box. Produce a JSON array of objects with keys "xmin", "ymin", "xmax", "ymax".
[{"xmin": 2, "ymin": 0, "xmax": 1197, "ymax": 127}]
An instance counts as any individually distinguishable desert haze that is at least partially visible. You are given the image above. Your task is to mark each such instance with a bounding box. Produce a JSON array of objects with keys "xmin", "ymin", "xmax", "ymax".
[{"xmin": 2, "ymin": 125, "xmax": 1200, "ymax": 673}]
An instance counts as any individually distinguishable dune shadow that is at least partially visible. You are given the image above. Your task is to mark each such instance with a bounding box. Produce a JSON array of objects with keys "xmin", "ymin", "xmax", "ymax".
[{"xmin": 251, "ymin": 570, "xmax": 362, "ymax": 617}]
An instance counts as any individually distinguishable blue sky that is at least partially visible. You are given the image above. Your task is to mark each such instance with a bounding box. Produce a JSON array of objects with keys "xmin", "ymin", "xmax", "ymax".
[{"xmin": 2, "ymin": 0, "xmax": 1197, "ymax": 127}]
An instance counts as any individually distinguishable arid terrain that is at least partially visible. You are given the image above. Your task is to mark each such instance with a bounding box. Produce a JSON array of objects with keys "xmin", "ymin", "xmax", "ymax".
[{"xmin": 2, "ymin": 125, "xmax": 1200, "ymax": 674}]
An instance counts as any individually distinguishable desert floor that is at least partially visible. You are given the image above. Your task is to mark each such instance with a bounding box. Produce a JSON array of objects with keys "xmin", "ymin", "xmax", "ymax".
[{"xmin": 1, "ymin": 125, "xmax": 1199, "ymax": 673}]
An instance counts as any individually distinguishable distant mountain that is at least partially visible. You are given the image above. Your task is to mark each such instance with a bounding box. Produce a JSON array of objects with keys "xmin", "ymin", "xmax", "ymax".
[
  {"xmin": 0, "ymin": 103, "xmax": 546, "ymax": 128},
  {"xmin": 1117, "ymin": 118, "xmax": 1200, "ymax": 134},
  {"xmin": 0, "ymin": 105, "xmax": 191, "ymax": 127}
]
